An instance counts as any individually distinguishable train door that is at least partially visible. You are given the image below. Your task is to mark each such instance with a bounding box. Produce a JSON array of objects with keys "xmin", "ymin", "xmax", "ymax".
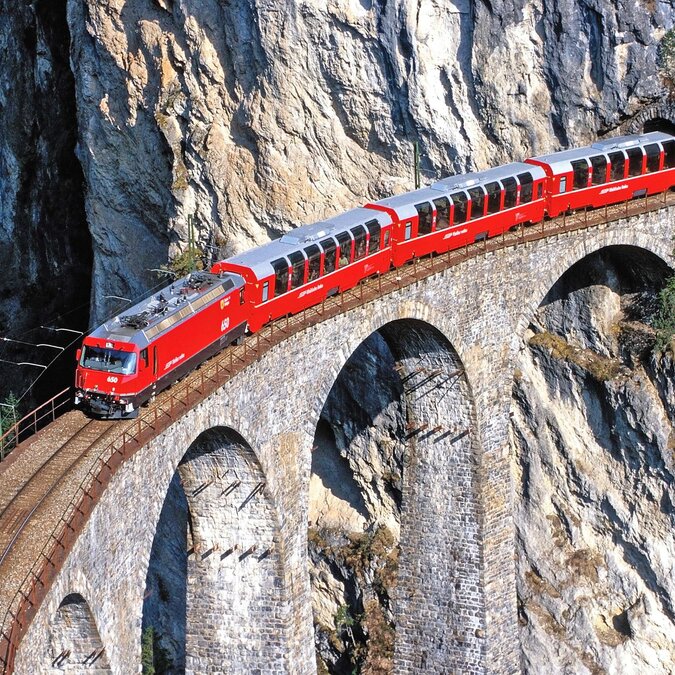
[{"xmin": 139, "ymin": 348, "xmax": 149, "ymax": 387}]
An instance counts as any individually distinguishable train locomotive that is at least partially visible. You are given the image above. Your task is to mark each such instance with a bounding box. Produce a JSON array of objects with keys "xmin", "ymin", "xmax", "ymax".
[{"xmin": 75, "ymin": 131, "xmax": 675, "ymax": 418}]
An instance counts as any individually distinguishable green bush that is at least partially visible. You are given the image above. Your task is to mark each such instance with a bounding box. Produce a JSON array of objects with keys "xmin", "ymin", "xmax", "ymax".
[
  {"xmin": 0, "ymin": 392, "xmax": 20, "ymax": 436},
  {"xmin": 654, "ymin": 274, "xmax": 675, "ymax": 351},
  {"xmin": 141, "ymin": 626, "xmax": 155, "ymax": 675}
]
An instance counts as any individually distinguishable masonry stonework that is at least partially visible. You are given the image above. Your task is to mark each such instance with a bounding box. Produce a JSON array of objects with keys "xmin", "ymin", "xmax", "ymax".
[{"xmin": 12, "ymin": 208, "xmax": 675, "ymax": 674}]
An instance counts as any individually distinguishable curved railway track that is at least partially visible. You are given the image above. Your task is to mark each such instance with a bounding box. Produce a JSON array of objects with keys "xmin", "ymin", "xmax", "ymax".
[
  {"xmin": 0, "ymin": 192, "xmax": 674, "ymax": 673},
  {"xmin": 0, "ymin": 418, "xmax": 116, "ymax": 569}
]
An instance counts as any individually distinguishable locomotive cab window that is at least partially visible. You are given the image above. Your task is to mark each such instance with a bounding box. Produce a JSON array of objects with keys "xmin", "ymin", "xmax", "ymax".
[
  {"xmin": 517, "ymin": 173, "xmax": 533, "ymax": 203},
  {"xmin": 416, "ymin": 202, "xmax": 433, "ymax": 235},
  {"xmin": 433, "ymin": 197, "xmax": 450, "ymax": 229},
  {"xmin": 608, "ymin": 151, "xmax": 626, "ymax": 181},
  {"xmin": 627, "ymin": 147, "xmax": 643, "ymax": 177},
  {"xmin": 365, "ymin": 220, "xmax": 381, "ymax": 252},
  {"xmin": 502, "ymin": 177, "xmax": 518, "ymax": 208},
  {"xmin": 571, "ymin": 160, "xmax": 589, "ymax": 190},
  {"xmin": 336, "ymin": 231, "xmax": 353, "ymax": 267},
  {"xmin": 140, "ymin": 348, "xmax": 149, "ymax": 368},
  {"xmin": 645, "ymin": 144, "xmax": 661, "ymax": 173},
  {"xmin": 305, "ymin": 245, "xmax": 321, "ymax": 282},
  {"xmin": 663, "ymin": 140, "xmax": 675, "ymax": 169},
  {"xmin": 239, "ymin": 288, "xmax": 245, "ymax": 304},
  {"xmin": 485, "ymin": 182, "xmax": 501, "ymax": 214},
  {"xmin": 590, "ymin": 155, "xmax": 607, "ymax": 185},
  {"xmin": 271, "ymin": 258, "xmax": 289, "ymax": 296},
  {"xmin": 450, "ymin": 192, "xmax": 468, "ymax": 224},
  {"xmin": 80, "ymin": 346, "xmax": 137, "ymax": 375},
  {"xmin": 351, "ymin": 225, "xmax": 368, "ymax": 260},
  {"xmin": 467, "ymin": 187, "xmax": 485, "ymax": 220},
  {"xmin": 320, "ymin": 238, "xmax": 338, "ymax": 274},
  {"xmin": 288, "ymin": 251, "xmax": 306, "ymax": 289}
]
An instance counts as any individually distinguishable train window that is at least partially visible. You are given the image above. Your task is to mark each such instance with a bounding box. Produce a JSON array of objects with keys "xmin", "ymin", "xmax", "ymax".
[
  {"xmin": 383, "ymin": 230, "xmax": 390, "ymax": 247},
  {"xmin": 351, "ymin": 226, "xmax": 368, "ymax": 260},
  {"xmin": 571, "ymin": 160, "xmax": 589, "ymax": 189},
  {"xmin": 415, "ymin": 202, "xmax": 433, "ymax": 235},
  {"xmin": 518, "ymin": 173, "xmax": 533, "ymax": 203},
  {"xmin": 485, "ymin": 182, "xmax": 501, "ymax": 214},
  {"xmin": 404, "ymin": 222, "xmax": 412, "ymax": 240},
  {"xmin": 336, "ymin": 231, "xmax": 353, "ymax": 267},
  {"xmin": 305, "ymin": 245, "xmax": 321, "ymax": 282},
  {"xmin": 627, "ymin": 147, "xmax": 643, "ymax": 177},
  {"xmin": 140, "ymin": 348, "xmax": 149, "ymax": 368},
  {"xmin": 366, "ymin": 219, "xmax": 381, "ymax": 251},
  {"xmin": 467, "ymin": 187, "xmax": 485, "ymax": 219},
  {"xmin": 663, "ymin": 140, "xmax": 675, "ymax": 169},
  {"xmin": 433, "ymin": 197, "xmax": 450, "ymax": 229},
  {"xmin": 608, "ymin": 151, "xmax": 626, "ymax": 181},
  {"xmin": 288, "ymin": 251, "xmax": 306, "ymax": 289},
  {"xmin": 262, "ymin": 282, "xmax": 269, "ymax": 302},
  {"xmin": 560, "ymin": 177, "xmax": 567, "ymax": 193},
  {"xmin": 239, "ymin": 288, "xmax": 245, "ymax": 304},
  {"xmin": 502, "ymin": 177, "xmax": 518, "ymax": 208},
  {"xmin": 590, "ymin": 155, "xmax": 607, "ymax": 185},
  {"xmin": 450, "ymin": 192, "xmax": 468, "ymax": 224},
  {"xmin": 271, "ymin": 259, "xmax": 289, "ymax": 296},
  {"xmin": 320, "ymin": 238, "xmax": 338, "ymax": 274},
  {"xmin": 536, "ymin": 183, "xmax": 543, "ymax": 199},
  {"xmin": 645, "ymin": 144, "xmax": 661, "ymax": 172}
]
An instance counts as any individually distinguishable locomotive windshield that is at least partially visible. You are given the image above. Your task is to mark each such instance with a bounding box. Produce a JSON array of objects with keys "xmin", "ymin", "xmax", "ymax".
[{"xmin": 80, "ymin": 346, "xmax": 137, "ymax": 375}]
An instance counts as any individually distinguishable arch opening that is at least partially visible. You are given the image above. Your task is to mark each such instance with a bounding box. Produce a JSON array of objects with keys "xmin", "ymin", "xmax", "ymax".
[
  {"xmin": 48, "ymin": 593, "xmax": 110, "ymax": 673},
  {"xmin": 643, "ymin": 117, "xmax": 675, "ymax": 135},
  {"xmin": 142, "ymin": 426, "xmax": 283, "ymax": 673},
  {"xmin": 511, "ymin": 246, "xmax": 675, "ymax": 672},
  {"xmin": 309, "ymin": 319, "xmax": 484, "ymax": 673}
]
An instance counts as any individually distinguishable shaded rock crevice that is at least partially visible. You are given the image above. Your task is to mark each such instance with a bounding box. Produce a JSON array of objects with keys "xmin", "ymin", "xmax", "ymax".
[{"xmin": 0, "ymin": 0, "xmax": 91, "ymax": 406}]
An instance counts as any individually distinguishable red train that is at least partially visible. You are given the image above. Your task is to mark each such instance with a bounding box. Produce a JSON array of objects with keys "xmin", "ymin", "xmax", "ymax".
[{"xmin": 75, "ymin": 131, "xmax": 675, "ymax": 418}]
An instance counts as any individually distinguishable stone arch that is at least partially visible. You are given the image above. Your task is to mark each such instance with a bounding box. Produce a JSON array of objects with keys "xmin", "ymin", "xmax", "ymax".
[
  {"xmin": 624, "ymin": 102, "xmax": 675, "ymax": 134},
  {"xmin": 308, "ymin": 318, "xmax": 485, "ymax": 673},
  {"xmin": 141, "ymin": 426, "xmax": 283, "ymax": 674},
  {"xmin": 48, "ymin": 593, "xmax": 111, "ymax": 672},
  {"xmin": 510, "ymin": 245, "xmax": 675, "ymax": 671},
  {"xmin": 514, "ymin": 240, "xmax": 673, "ymax": 345}
]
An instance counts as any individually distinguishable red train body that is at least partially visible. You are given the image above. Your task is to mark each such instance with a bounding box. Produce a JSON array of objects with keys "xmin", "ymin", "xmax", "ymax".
[{"xmin": 75, "ymin": 132, "xmax": 675, "ymax": 418}]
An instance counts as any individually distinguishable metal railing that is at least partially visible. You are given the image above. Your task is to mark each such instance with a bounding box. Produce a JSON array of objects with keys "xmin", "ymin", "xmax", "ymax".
[
  {"xmin": 0, "ymin": 389, "xmax": 72, "ymax": 464},
  {"xmin": 1, "ymin": 191, "xmax": 673, "ymax": 672}
]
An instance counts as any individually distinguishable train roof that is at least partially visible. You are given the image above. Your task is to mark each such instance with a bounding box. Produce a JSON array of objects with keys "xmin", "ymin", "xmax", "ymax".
[
  {"xmin": 223, "ymin": 207, "xmax": 392, "ymax": 280},
  {"xmin": 88, "ymin": 271, "xmax": 244, "ymax": 349},
  {"xmin": 531, "ymin": 132, "xmax": 675, "ymax": 174},
  {"xmin": 372, "ymin": 162, "xmax": 546, "ymax": 220}
]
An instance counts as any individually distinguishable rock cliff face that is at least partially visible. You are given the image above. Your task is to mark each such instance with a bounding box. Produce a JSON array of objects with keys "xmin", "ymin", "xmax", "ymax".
[
  {"xmin": 66, "ymin": 0, "xmax": 672, "ymax": 321},
  {"xmin": 3, "ymin": 0, "xmax": 673, "ymax": 339},
  {"xmin": 512, "ymin": 247, "xmax": 675, "ymax": 674}
]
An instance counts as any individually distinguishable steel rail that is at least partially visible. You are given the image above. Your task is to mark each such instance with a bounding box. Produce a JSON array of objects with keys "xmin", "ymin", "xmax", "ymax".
[
  {"xmin": 0, "ymin": 420, "xmax": 115, "ymax": 569},
  {"xmin": 0, "ymin": 191, "xmax": 673, "ymax": 672}
]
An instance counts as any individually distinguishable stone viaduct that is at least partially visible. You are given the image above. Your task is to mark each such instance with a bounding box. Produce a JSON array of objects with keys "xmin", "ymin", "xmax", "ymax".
[{"xmin": 5, "ymin": 204, "xmax": 675, "ymax": 674}]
